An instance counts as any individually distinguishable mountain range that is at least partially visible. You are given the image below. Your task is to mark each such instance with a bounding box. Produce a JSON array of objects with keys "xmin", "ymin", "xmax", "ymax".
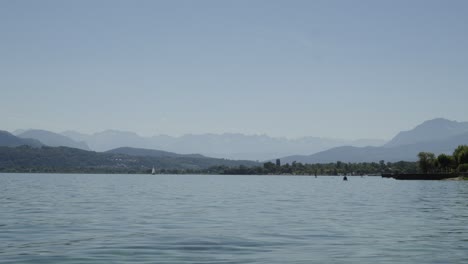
[
  {"xmin": 0, "ymin": 130, "xmax": 42, "ymax": 148},
  {"xmin": 16, "ymin": 129, "xmax": 90, "ymax": 150},
  {"xmin": 384, "ymin": 118, "xmax": 468, "ymax": 147},
  {"xmin": 0, "ymin": 132, "xmax": 258, "ymax": 171},
  {"xmin": 280, "ymin": 118, "xmax": 468, "ymax": 163},
  {"xmin": 3, "ymin": 118, "xmax": 468, "ymax": 165},
  {"xmin": 59, "ymin": 130, "xmax": 384, "ymax": 161}
]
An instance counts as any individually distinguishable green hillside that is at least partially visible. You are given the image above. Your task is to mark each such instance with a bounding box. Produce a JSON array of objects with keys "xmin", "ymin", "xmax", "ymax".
[{"xmin": 0, "ymin": 146, "xmax": 258, "ymax": 173}]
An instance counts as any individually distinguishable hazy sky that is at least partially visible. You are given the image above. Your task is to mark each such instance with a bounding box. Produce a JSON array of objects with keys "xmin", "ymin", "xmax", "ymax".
[{"xmin": 1, "ymin": 0, "xmax": 467, "ymax": 139}]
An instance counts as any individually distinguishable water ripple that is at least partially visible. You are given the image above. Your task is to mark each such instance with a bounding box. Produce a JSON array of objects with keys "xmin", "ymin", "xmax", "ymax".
[{"xmin": 0, "ymin": 174, "xmax": 467, "ymax": 263}]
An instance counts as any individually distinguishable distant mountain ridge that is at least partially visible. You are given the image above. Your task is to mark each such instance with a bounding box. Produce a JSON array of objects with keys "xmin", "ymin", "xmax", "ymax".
[
  {"xmin": 17, "ymin": 129, "xmax": 90, "ymax": 150},
  {"xmin": 8, "ymin": 117, "xmax": 466, "ymax": 164},
  {"xmin": 0, "ymin": 130, "xmax": 42, "ymax": 148},
  {"xmin": 385, "ymin": 118, "xmax": 468, "ymax": 147},
  {"xmin": 280, "ymin": 118, "xmax": 468, "ymax": 164},
  {"xmin": 62, "ymin": 130, "xmax": 150, "ymax": 153},
  {"xmin": 60, "ymin": 130, "xmax": 385, "ymax": 161}
]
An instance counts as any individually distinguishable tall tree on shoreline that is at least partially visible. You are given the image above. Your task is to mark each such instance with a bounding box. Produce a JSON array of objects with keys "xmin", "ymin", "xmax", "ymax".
[
  {"xmin": 418, "ymin": 152, "xmax": 436, "ymax": 174},
  {"xmin": 437, "ymin": 154, "xmax": 454, "ymax": 173},
  {"xmin": 453, "ymin": 145, "xmax": 468, "ymax": 164},
  {"xmin": 453, "ymin": 145, "xmax": 468, "ymax": 172}
]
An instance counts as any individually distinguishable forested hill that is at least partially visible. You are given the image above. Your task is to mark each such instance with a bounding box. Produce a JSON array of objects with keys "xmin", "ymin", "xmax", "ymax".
[
  {"xmin": 0, "ymin": 146, "xmax": 259, "ymax": 173},
  {"xmin": 0, "ymin": 130, "xmax": 42, "ymax": 148},
  {"xmin": 17, "ymin": 129, "xmax": 90, "ymax": 150},
  {"xmin": 106, "ymin": 147, "xmax": 205, "ymax": 158}
]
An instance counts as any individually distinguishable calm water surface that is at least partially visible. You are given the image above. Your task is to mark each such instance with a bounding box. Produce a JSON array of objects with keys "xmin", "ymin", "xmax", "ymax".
[{"xmin": 0, "ymin": 174, "xmax": 467, "ymax": 263}]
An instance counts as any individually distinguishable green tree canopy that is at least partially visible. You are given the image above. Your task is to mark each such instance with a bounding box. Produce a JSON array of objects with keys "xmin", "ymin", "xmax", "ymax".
[
  {"xmin": 453, "ymin": 145, "xmax": 468, "ymax": 166},
  {"xmin": 437, "ymin": 153, "xmax": 454, "ymax": 172},
  {"xmin": 418, "ymin": 152, "xmax": 436, "ymax": 174}
]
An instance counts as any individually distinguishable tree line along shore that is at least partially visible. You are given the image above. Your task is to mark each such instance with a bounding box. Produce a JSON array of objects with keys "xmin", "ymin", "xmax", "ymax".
[{"xmin": 1, "ymin": 145, "xmax": 467, "ymax": 179}]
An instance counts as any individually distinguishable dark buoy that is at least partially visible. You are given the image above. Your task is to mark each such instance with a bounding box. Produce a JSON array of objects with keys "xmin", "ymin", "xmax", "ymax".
[{"xmin": 343, "ymin": 176, "xmax": 348, "ymax": 181}]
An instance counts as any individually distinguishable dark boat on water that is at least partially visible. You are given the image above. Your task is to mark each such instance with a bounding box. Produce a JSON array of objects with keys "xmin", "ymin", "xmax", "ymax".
[{"xmin": 381, "ymin": 173, "xmax": 462, "ymax": 180}]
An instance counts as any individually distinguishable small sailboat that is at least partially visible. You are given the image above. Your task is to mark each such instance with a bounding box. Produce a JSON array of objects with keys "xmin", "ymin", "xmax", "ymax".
[{"xmin": 151, "ymin": 167, "xmax": 156, "ymax": 175}]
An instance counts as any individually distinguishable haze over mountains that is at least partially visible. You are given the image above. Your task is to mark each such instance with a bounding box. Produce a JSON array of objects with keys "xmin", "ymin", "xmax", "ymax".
[
  {"xmin": 0, "ymin": 133, "xmax": 258, "ymax": 171},
  {"xmin": 0, "ymin": 131, "xmax": 42, "ymax": 148},
  {"xmin": 59, "ymin": 131, "xmax": 384, "ymax": 161},
  {"xmin": 384, "ymin": 118, "xmax": 468, "ymax": 147},
  {"xmin": 281, "ymin": 118, "xmax": 468, "ymax": 163},
  {"xmin": 3, "ymin": 118, "xmax": 468, "ymax": 164},
  {"xmin": 16, "ymin": 129, "xmax": 90, "ymax": 151}
]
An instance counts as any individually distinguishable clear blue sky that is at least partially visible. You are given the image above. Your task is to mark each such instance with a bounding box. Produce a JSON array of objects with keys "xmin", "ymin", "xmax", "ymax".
[{"xmin": 1, "ymin": 0, "xmax": 467, "ymax": 139}]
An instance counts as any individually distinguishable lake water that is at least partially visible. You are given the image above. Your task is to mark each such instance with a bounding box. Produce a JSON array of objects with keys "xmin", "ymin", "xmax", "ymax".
[{"xmin": 0, "ymin": 174, "xmax": 467, "ymax": 263}]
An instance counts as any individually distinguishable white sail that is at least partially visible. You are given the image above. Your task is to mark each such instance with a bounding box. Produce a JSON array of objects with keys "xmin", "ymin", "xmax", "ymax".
[{"xmin": 151, "ymin": 167, "xmax": 156, "ymax": 174}]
